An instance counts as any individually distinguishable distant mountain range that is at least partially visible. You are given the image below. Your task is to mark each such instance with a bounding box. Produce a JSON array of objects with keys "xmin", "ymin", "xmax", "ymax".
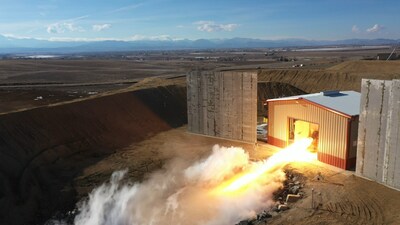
[{"xmin": 0, "ymin": 35, "xmax": 399, "ymax": 54}]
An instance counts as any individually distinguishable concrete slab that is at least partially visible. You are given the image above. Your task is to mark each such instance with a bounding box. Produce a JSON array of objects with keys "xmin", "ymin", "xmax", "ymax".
[
  {"xmin": 383, "ymin": 80, "xmax": 400, "ymax": 189},
  {"xmin": 356, "ymin": 79, "xmax": 391, "ymax": 181},
  {"xmin": 357, "ymin": 79, "xmax": 400, "ymax": 191}
]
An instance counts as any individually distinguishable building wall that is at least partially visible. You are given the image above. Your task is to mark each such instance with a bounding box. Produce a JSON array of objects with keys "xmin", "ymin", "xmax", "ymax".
[
  {"xmin": 187, "ymin": 71, "xmax": 257, "ymax": 143},
  {"xmin": 268, "ymin": 99, "xmax": 355, "ymax": 169},
  {"xmin": 348, "ymin": 116, "xmax": 359, "ymax": 169},
  {"xmin": 349, "ymin": 116, "xmax": 359, "ymax": 158},
  {"xmin": 356, "ymin": 79, "xmax": 400, "ymax": 190}
]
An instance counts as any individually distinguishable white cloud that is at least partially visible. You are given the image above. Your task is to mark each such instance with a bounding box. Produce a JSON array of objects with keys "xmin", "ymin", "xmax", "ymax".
[
  {"xmin": 195, "ymin": 21, "xmax": 238, "ymax": 32},
  {"xmin": 4, "ymin": 35, "xmax": 183, "ymax": 43},
  {"xmin": 92, "ymin": 24, "xmax": 111, "ymax": 32},
  {"xmin": 130, "ymin": 34, "xmax": 180, "ymax": 41},
  {"xmin": 47, "ymin": 37, "xmax": 120, "ymax": 42},
  {"xmin": 109, "ymin": 3, "xmax": 143, "ymax": 13},
  {"xmin": 46, "ymin": 15, "xmax": 88, "ymax": 34},
  {"xmin": 352, "ymin": 25, "xmax": 360, "ymax": 33},
  {"xmin": 47, "ymin": 22, "xmax": 85, "ymax": 34},
  {"xmin": 69, "ymin": 15, "xmax": 90, "ymax": 21},
  {"xmin": 366, "ymin": 24, "xmax": 384, "ymax": 33},
  {"xmin": 1, "ymin": 33, "xmax": 33, "ymax": 39}
]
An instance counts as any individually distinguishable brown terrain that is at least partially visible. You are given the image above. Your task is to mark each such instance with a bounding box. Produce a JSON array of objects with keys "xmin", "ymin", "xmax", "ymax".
[
  {"xmin": 1, "ymin": 49, "xmax": 400, "ymax": 225},
  {"xmin": 258, "ymin": 60, "xmax": 400, "ymax": 93}
]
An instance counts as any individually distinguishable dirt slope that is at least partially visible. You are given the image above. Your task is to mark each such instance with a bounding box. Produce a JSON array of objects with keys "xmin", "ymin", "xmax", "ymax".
[
  {"xmin": 0, "ymin": 83, "xmax": 187, "ymax": 225},
  {"xmin": 71, "ymin": 127, "xmax": 400, "ymax": 225},
  {"xmin": 267, "ymin": 163, "xmax": 400, "ymax": 225},
  {"xmin": 257, "ymin": 82, "xmax": 307, "ymax": 117},
  {"xmin": 0, "ymin": 60, "xmax": 186, "ymax": 84},
  {"xmin": 259, "ymin": 60, "xmax": 400, "ymax": 93},
  {"xmin": 326, "ymin": 60, "xmax": 400, "ymax": 74}
]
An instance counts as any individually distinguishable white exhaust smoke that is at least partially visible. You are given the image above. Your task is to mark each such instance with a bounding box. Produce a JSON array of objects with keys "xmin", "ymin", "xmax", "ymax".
[{"xmin": 72, "ymin": 145, "xmax": 288, "ymax": 225}]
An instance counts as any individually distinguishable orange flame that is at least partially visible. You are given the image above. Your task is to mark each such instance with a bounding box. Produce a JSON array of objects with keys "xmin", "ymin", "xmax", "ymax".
[{"xmin": 213, "ymin": 138, "xmax": 315, "ymax": 194}]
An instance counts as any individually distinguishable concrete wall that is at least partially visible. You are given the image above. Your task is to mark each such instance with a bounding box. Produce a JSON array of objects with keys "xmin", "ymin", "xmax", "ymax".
[
  {"xmin": 356, "ymin": 79, "xmax": 400, "ymax": 190},
  {"xmin": 187, "ymin": 71, "xmax": 257, "ymax": 143}
]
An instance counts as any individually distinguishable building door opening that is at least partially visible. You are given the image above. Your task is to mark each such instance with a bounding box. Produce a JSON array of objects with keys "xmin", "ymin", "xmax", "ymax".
[{"xmin": 288, "ymin": 118, "xmax": 319, "ymax": 152}]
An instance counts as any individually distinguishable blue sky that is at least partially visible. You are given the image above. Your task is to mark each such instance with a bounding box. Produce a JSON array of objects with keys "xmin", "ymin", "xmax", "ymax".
[{"xmin": 0, "ymin": 0, "xmax": 399, "ymax": 41}]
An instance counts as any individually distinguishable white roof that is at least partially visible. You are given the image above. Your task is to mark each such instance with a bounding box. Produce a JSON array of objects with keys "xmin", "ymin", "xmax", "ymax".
[{"xmin": 268, "ymin": 91, "xmax": 361, "ymax": 116}]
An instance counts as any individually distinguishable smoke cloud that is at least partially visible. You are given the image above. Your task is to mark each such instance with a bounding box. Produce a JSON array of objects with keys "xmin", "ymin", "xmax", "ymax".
[{"xmin": 72, "ymin": 145, "xmax": 287, "ymax": 225}]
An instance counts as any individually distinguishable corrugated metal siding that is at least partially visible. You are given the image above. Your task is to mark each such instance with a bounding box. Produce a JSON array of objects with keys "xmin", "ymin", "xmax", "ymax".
[{"xmin": 268, "ymin": 99, "xmax": 350, "ymax": 169}]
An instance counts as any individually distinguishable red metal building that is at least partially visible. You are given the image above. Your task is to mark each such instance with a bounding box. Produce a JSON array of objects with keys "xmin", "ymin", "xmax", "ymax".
[{"xmin": 267, "ymin": 91, "xmax": 360, "ymax": 170}]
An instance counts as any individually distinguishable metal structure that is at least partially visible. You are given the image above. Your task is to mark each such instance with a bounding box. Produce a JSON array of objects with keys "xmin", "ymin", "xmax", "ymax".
[
  {"xmin": 267, "ymin": 91, "xmax": 360, "ymax": 169},
  {"xmin": 187, "ymin": 71, "xmax": 257, "ymax": 143},
  {"xmin": 356, "ymin": 79, "xmax": 400, "ymax": 190}
]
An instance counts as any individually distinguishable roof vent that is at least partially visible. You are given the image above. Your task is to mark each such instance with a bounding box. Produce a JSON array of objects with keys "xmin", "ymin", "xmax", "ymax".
[{"xmin": 321, "ymin": 90, "xmax": 340, "ymax": 96}]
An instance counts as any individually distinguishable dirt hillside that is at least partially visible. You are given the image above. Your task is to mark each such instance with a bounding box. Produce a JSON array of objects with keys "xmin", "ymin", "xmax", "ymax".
[
  {"xmin": 0, "ymin": 82, "xmax": 187, "ymax": 225},
  {"xmin": 326, "ymin": 60, "xmax": 400, "ymax": 74},
  {"xmin": 257, "ymin": 82, "xmax": 306, "ymax": 117},
  {"xmin": 258, "ymin": 60, "xmax": 400, "ymax": 93}
]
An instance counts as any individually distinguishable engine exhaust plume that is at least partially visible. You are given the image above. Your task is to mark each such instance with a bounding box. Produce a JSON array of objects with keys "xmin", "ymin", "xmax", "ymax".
[
  {"xmin": 68, "ymin": 139, "xmax": 314, "ymax": 225},
  {"xmin": 215, "ymin": 137, "xmax": 314, "ymax": 193}
]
